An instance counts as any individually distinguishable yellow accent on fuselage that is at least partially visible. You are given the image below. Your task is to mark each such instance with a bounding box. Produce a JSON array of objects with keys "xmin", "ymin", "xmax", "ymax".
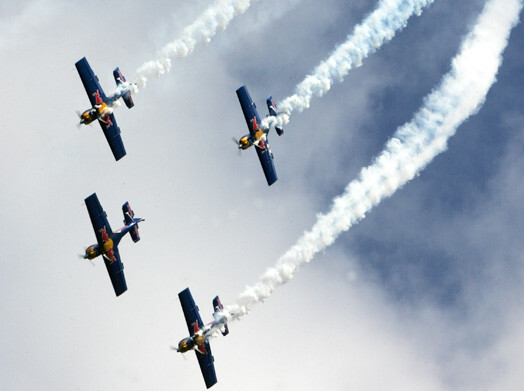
[
  {"xmin": 80, "ymin": 102, "xmax": 111, "ymax": 125},
  {"xmin": 254, "ymin": 129, "xmax": 264, "ymax": 141},
  {"xmin": 97, "ymin": 102, "xmax": 111, "ymax": 117},
  {"xmin": 194, "ymin": 334, "xmax": 205, "ymax": 345},
  {"xmin": 103, "ymin": 238, "xmax": 114, "ymax": 253}
]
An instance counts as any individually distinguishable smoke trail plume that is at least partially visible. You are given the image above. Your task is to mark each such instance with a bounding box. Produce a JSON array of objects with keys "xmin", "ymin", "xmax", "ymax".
[
  {"xmin": 227, "ymin": 0, "xmax": 523, "ymax": 320},
  {"xmin": 262, "ymin": 0, "xmax": 435, "ymax": 129},
  {"xmin": 135, "ymin": 0, "xmax": 260, "ymax": 89}
]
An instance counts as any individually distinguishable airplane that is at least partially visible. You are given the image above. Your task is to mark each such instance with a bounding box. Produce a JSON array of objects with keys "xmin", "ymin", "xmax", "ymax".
[
  {"xmin": 82, "ymin": 192, "xmax": 144, "ymax": 297},
  {"xmin": 75, "ymin": 57, "xmax": 136, "ymax": 161},
  {"xmin": 234, "ymin": 85, "xmax": 284, "ymax": 186},
  {"xmin": 174, "ymin": 287, "xmax": 230, "ymax": 389}
]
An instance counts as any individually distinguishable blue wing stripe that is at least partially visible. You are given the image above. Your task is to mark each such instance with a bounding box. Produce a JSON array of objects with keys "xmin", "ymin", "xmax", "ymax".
[
  {"xmin": 103, "ymin": 246, "xmax": 127, "ymax": 296},
  {"xmin": 255, "ymin": 146, "xmax": 278, "ymax": 186},
  {"xmin": 178, "ymin": 288, "xmax": 204, "ymax": 335},
  {"xmin": 236, "ymin": 85, "xmax": 261, "ymax": 137},
  {"xmin": 75, "ymin": 57, "xmax": 107, "ymax": 106},
  {"xmin": 98, "ymin": 114, "xmax": 126, "ymax": 161},
  {"xmin": 195, "ymin": 343, "xmax": 217, "ymax": 389},
  {"xmin": 85, "ymin": 193, "xmax": 113, "ymax": 244}
]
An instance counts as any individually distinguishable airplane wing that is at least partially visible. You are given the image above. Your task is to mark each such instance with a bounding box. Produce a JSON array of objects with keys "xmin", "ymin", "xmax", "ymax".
[
  {"xmin": 178, "ymin": 288, "xmax": 218, "ymax": 388},
  {"xmin": 195, "ymin": 342, "xmax": 218, "ymax": 389},
  {"xmin": 178, "ymin": 288, "xmax": 204, "ymax": 335},
  {"xmin": 236, "ymin": 85, "xmax": 261, "ymax": 138},
  {"xmin": 75, "ymin": 57, "xmax": 108, "ymax": 107},
  {"xmin": 97, "ymin": 113, "xmax": 126, "ymax": 161},
  {"xmin": 85, "ymin": 193, "xmax": 127, "ymax": 296},
  {"xmin": 255, "ymin": 144, "xmax": 278, "ymax": 186},
  {"xmin": 85, "ymin": 193, "xmax": 113, "ymax": 246},
  {"xmin": 103, "ymin": 245, "xmax": 127, "ymax": 297}
]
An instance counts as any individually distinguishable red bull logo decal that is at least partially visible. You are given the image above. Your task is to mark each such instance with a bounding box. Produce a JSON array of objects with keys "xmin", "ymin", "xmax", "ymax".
[
  {"xmin": 127, "ymin": 204, "xmax": 134, "ymax": 218},
  {"xmin": 250, "ymin": 117, "xmax": 259, "ymax": 131},
  {"xmin": 102, "ymin": 115, "xmax": 113, "ymax": 128},
  {"xmin": 93, "ymin": 90, "xmax": 103, "ymax": 105},
  {"xmin": 99, "ymin": 226, "xmax": 117, "ymax": 263},
  {"xmin": 192, "ymin": 321, "xmax": 200, "ymax": 334},
  {"xmin": 198, "ymin": 343, "xmax": 208, "ymax": 354}
]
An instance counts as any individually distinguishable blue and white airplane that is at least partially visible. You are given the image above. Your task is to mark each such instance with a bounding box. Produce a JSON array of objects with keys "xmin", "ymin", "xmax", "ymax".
[
  {"xmin": 83, "ymin": 193, "xmax": 144, "ymax": 297},
  {"xmin": 75, "ymin": 57, "xmax": 136, "ymax": 161},
  {"xmin": 174, "ymin": 287, "xmax": 229, "ymax": 388},
  {"xmin": 234, "ymin": 85, "xmax": 284, "ymax": 186}
]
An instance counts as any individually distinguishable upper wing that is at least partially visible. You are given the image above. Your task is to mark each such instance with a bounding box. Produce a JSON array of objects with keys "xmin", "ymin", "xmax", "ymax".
[
  {"xmin": 178, "ymin": 288, "xmax": 204, "ymax": 336},
  {"xmin": 85, "ymin": 193, "xmax": 113, "ymax": 245},
  {"xmin": 103, "ymin": 246, "xmax": 127, "ymax": 296},
  {"xmin": 255, "ymin": 143, "xmax": 278, "ymax": 186},
  {"xmin": 97, "ymin": 113, "xmax": 126, "ymax": 161},
  {"xmin": 75, "ymin": 57, "xmax": 108, "ymax": 107},
  {"xmin": 236, "ymin": 85, "xmax": 261, "ymax": 138},
  {"xmin": 195, "ymin": 343, "xmax": 218, "ymax": 389}
]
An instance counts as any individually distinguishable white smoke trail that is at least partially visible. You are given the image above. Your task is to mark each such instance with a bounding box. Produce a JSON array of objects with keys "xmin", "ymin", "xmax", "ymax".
[
  {"xmin": 227, "ymin": 0, "xmax": 523, "ymax": 320},
  {"xmin": 135, "ymin": 0, "xmax": 260, "ymax": 89},
  {"xmin": 263, "ymin": 0, "xmax": 435, "ymax": 129}
]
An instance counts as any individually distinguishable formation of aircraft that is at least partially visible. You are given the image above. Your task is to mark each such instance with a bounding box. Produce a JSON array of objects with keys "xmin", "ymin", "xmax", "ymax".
[
  {"xmin": 75, "ymin": 59, "xmax": 286, "ymax": 388},
  {"xmin": 83, "ymin": 193, "xmax": 144, "ymax": 296},
  {"xmin": 75, "ymin": 57, "xmax": 136, "ymax": 161},
  {"xmin": 174, "ymin": 287, "xmax": 229, "ymax": 389},
  {"xmin": 234, "ymin": 85, "xmax": 284, "ymax": 186}
]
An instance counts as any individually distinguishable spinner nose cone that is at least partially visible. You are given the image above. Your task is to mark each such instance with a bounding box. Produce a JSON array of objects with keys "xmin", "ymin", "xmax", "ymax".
[
  {"xmin": 178, "ymin": 339, "xmax": 190, "ymax": 353},
  {"xmin": 239, "ymin": 136, "xmax": 250, "ymax": 150},
  {"xmin": 84, "ymin": 245, "xmax": 97, "ymax": 260}
]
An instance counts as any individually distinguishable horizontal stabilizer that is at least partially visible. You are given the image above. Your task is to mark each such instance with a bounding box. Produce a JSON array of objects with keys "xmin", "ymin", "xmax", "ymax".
[
  {"xmin": 122, "ymin": 202, "xmax": 140, "ymax": 242},
  {"xmin": 266, "ymin": 96, "xmax": 283, "ymax": 136},
  {"xmin": 113, "ymin": 67, "xmax": 134, "ymax": 108},
  {"xmin": 212, "ymin": 296, "xmax": 224, "ymax": 312}
]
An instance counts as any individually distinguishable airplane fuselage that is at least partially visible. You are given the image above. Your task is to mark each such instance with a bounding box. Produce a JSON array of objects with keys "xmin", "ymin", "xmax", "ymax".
[
  {"xmin": 177, "ymin": 312, "xmax": 228, "ymax": 354},
  {"xmin": 83, "ymin": 218, "xmax": 143, "ymax": 262},
  {"xmin": 238, "ymin": 128, "xmax": 268, "ymax": 150},
  {"xmin": 80, "ymin": 102, "xmax": 112, "ymax": 125},
  {"xmin": 84, "ymin": 237, "xmax": 115, "ymax": 261}
]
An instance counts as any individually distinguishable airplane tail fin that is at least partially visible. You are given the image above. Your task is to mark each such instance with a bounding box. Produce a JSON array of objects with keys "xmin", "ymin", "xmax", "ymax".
[
  {"xmin": 266, "ymin": 96, "xmax": 283, "ymax": 136},
  {"xmin": 113, "ymin": 67, "xmax": 135, "ymax": 109},
  {"xmin": 213, "ymin": 296, "xmax": 229, "ymax": 336},
  {"xmin": 122, "ymin": 202, "xmax": 142, "ymax": 243}
]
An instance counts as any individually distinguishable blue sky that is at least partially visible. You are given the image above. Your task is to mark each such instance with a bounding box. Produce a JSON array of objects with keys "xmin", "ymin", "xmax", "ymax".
[{"xmin": 0, "ymin": 0, "xmax": 523, "ymax": 390}]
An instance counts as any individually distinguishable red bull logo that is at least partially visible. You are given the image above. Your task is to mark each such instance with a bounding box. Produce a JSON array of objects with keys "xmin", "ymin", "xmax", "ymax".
[
  {"xmin": 93, "ymin": 90, "xmax": 103, "ymax": 105},
  {"xmin": 250, "ymin": 117, "xmax": 259, "ymax": 131},
  {"xmin": 99, "ymin": 226, "xmax": 116, "ymax": 263}
]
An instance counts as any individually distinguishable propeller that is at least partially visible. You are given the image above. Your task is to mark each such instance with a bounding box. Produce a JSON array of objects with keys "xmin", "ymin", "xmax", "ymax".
[
  {"xmin": 75, "ymin": 111, "xmax": 83, "ymax": 128},
  {"xmin": 231, "ymin": 137, "xmax": 242, "ymax": 156},
  {"xmin": 170, "ymin": 346, "xmax": 188, "ymax": 360},
  {"xmin": 78, "ymin": 251, "xmax": 95, "ymax": 266}
]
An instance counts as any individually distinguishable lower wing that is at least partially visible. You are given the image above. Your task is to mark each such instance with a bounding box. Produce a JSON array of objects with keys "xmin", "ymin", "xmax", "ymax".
[
  {"xmin": 97, "ymin": 113, "xmax": 126, "ymax": 161},
  {"xmin": 103, "ymin": 246, "xmax": 127, "ymax": 297},
  {"xmin": 255, "ymin": 143, "xmax": 278, "ymax": 186},
  {"xmin": 195, "ymin": 341, "xmax": 217, "ymax": 389}
]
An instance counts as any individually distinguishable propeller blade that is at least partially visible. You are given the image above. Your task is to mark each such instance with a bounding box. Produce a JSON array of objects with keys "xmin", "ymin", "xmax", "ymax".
[
  {"xmin": 78, "ymin": 252, "xmax": 95, "ymax": 266},
  {"xmin": 231, "ymin": 137, "xmax": 242, "ymax": 156}
]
